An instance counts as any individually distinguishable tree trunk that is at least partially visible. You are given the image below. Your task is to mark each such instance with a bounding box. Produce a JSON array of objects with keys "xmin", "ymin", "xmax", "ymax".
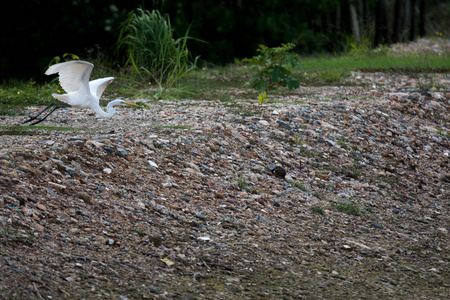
[{"xmin": 349, "ymin": 3, "xmax": 360, "ymax": 40}]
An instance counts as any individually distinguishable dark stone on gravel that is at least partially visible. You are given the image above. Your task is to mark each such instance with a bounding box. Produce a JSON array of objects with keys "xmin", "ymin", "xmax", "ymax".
[
  {"xmin": 103, "ymin": 146, "xmax": 114, "ymax": 154},
  {"xmin": 277, "ymin": 120, "xmax": 292, "ymax": 130},
  {"xmin": 272, "ymin": 165, "xmax": 287, "ymax": 179}
]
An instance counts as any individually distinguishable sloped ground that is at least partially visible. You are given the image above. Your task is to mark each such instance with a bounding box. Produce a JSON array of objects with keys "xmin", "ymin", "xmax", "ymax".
[{"xmin": 1, "ymin": 57, "xmax": 449, "ymax": 299}]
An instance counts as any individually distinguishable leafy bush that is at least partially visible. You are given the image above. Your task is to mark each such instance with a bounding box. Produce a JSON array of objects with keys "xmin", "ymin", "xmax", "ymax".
[
  {"xmin": 116, "ymin": 9, "xmax": 198, "ymax": 98},
  {"xmin": 241, "ymin": 43, "xmax": 301, "ymax": 90}
]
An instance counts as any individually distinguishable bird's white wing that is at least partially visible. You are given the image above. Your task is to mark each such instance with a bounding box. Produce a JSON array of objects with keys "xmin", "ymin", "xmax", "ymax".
[
  {"xmin": 89, "ymin": 77, "xmax": 114, "ymax": 99},
  {"xmin": 45, "ymin": 61, "xmax": 94, "ymax": 94}
]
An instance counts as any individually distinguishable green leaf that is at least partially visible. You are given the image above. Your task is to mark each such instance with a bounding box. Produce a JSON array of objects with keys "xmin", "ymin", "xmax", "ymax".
[
  {"xmin": 268, "ymin": 66, "xmax": 286, "ymax": 83},
  {"xmin": 253, "ymin": 80, "xmax": 270, "ymax": 91},
  {"xmin": 287, "ymin": 79, "xmax": 300, "ymax": 90}
]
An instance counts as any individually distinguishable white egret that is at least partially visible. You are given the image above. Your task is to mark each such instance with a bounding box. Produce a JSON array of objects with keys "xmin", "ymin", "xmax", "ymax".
[{"xmin": 23, "ymin": 60, "xmax": 139, "ymax": 125}]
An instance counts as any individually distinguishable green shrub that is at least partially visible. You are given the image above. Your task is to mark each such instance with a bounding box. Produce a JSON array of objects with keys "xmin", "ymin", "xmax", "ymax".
[
  {"xmin": 116, "ymin": 9, "xmax": 199, "ymax": 98},
  {"xmin": 241, "ymin": 43, "xmax": 301, "ymax": 90}
]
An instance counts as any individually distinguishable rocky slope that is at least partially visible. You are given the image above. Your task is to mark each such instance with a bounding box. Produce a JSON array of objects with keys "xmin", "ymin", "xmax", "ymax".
[{"xmin": 1, "ymin": 61, "xmax": 449, "ymax": 299}]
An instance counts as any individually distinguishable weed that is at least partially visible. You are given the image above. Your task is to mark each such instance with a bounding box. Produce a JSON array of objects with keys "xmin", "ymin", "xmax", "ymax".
[
  {"xmin": 237, "ymin": 177, "xmax": 253, "ymax": 193},
  {"xmin": 312, "ymin": 192, "xmax": 322, "ymax": 199},
  {"xmin": 241, "ymin": 43, "xmax": 301, "ymax": 90},
  {"xmin": 135, "ymin": 228, "xmax": 147, "ymax": 237},
  {"xmin": 0, "ymin": 227, "xmax": 34, "ymax": 246},
  {"xmin": 258, "ymin": 91, "xmax": 269, "ymax": 106},
  {"xmin": 331, "ymin": 199, "xmax": 367, "ymax": 217},
  {"xmin": 436, "ymin": 127, "xmax": 450, "ymax": 138},
  {"xmin": 116, "ymin": 9, "xmax": 200, "ymax": 99},
  {"xmin": 0, "ymin": 125, "xmax": 88, "ymax": 136},
  {"xmin": 237, "ymin": 177, "xmax": 248, "ymax": 189},
  {"xmin": 309, "ymin": 206, "xmax": 325, "ymax": 216},
  {"xmin": 288, "ymin": 180, "xmax": 308, "ymax": 192}
]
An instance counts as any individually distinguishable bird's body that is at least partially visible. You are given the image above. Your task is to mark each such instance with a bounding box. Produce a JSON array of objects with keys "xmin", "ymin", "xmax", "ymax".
[{"xmin": 23, "ymin": 60, "xmax": 139, "ymax": 125}]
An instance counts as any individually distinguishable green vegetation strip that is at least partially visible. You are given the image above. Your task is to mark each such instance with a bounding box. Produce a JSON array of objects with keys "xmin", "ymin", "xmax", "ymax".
[
  {"xmin": 300, "ymin": 54, "xmax": 450, "ymax": 73},
  {"xmin": 0, "ymin": 125, "xmax": 88, "ymax": 135}
]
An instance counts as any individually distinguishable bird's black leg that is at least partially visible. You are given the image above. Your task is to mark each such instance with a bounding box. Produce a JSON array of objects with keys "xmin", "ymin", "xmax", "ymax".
[{"xmin": 22, "ymin": 103, "xmax": 69, "ymax": 125}]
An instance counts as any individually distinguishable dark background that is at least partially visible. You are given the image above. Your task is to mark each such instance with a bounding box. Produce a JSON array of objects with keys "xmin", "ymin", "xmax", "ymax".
[{"xmin": 1, "ymin": 0, "xmax": 448, "ymax": 81}]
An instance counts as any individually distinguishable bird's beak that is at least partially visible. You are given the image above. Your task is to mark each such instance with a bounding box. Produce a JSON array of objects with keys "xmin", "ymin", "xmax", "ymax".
[{"xmin": 124, "ymin": 102, "xmax": 140, "ymax": 107}]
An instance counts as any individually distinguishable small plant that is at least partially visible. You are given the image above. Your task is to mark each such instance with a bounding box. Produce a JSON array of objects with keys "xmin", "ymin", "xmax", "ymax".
[
  {"xmin": 312, "ymin": 192, "xmax": 322, "ymax": 199},
  {"xmin": 331, "ymin": 200, "xmax": 367, "ymax": 217},
  {"xmin": 288, "ymin": 180, "xmax": 308, "ymax": 192},
  {"xmin": 309, "ymin": 206, "xmax": 325, "ymax": 216},
  {"xmin": 237, "ymin": 177, "xmax": 248, "ymax": 189},
  {"xmin": 237, "ymin": 177, "xmax": 253, "ymax": 193},
  {"xmin": 436, "ymin": 127, "xmax": 450, "ymax": 138},
  {"xmin": 242, "ymin": 43, "xmax": 301, "ymax": 90},
  {"xmin": 258, "ymin": 91, "xmax": 268, "ymax": 106},
  {"xmin": 48, "ymin": 53, "xmax": 80, "ymax": 66},
  {"xmin": 135, "ymin": 228, "xmax": 147, "ymax": 237}
]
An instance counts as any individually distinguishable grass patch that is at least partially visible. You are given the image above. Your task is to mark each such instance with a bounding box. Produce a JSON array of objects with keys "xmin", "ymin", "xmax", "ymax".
[
  {"xmin": 331, "ymin": 199, "xmax": 368, "ymax": 217},
  {"xmin": 312, "ymin": 192, "xmax": 322, "ymax": 199},
  {"xmin": 0, "ymin": 125, "xmax": 87, "ymax": 135},
  {"xmin": 299, "ymin": 53, "xmax": 450, "ymax": 74},
  {"xmin": 288, "ymin": 180, "xmax": 308, "ymax": 192},
  {"xmin": 237, "ymin": 177, "xmax": 253, "ymax": 193},
  {"xmin": 0, "ymin": 226, "xmax": 34, "ymax": 246},
  {"xmin": 134, "ymin": 228, "xmax": 147, "ymax": 237},
  {"xmin": 309, "ymin": 206, "xmax": 325, "ymax": 216},
  {"xmin": 436, "ymin": 126, "xmax": 450, "ymax": 139}
]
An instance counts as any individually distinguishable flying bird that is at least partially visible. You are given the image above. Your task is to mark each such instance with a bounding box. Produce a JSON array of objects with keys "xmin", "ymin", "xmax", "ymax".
[{"xmin": 23, "ymin": 60, "xmax": 139, "ymax": 125}]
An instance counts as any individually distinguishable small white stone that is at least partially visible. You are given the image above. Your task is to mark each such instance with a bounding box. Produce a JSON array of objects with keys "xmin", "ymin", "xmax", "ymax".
[{"xmin": 148, "ymin": 160, "xmax": 158, "ymax": 168}]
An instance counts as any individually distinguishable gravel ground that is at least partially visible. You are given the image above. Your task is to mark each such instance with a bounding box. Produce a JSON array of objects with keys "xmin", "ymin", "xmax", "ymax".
[{"xmin": 1, "ymin": 40, "xmax": 449, "ymax": 299}]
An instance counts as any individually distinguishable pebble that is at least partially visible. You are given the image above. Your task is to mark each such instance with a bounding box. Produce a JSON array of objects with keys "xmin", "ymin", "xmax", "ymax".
[{"xmin": 116, "ymin": 147, "xmax": 128, "ymax": 156}]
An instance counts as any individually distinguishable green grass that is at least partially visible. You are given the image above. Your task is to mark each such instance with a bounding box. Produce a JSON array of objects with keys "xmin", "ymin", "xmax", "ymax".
[
  {"xmin": 288, "ymin": 180, "xmax": 308, "ymax": 192},
  {"xmin": 299, "ymin": 53, "xmax": 450, "ymax": 74},
  {"xmin": 237, "ymin": 177, "xmax": 254, "ymax": 193},
  {"xmin": 312, "ymin": 192, "xmax": 322, "ymax": 199},
  {"xmin": 0, "ymin": 125, "xmax": 88, "ymax": 135},
  {"xmin": 309, "ymin": 206, "xmax": 325, "ymax": 216},
  {"xmin": 331, "ymin": 200, "xmax": 368, "ymax": 217}
]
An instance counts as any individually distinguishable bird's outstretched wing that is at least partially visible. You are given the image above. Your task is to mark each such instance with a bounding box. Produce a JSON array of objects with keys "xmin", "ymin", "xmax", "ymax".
[
  {"xmin": 89, "ymin": 77, "xmax": 114, "ymax": 99},
  {"xmin": 45, "ymin": 61, "xmax": 93, "ymax": 94}
]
